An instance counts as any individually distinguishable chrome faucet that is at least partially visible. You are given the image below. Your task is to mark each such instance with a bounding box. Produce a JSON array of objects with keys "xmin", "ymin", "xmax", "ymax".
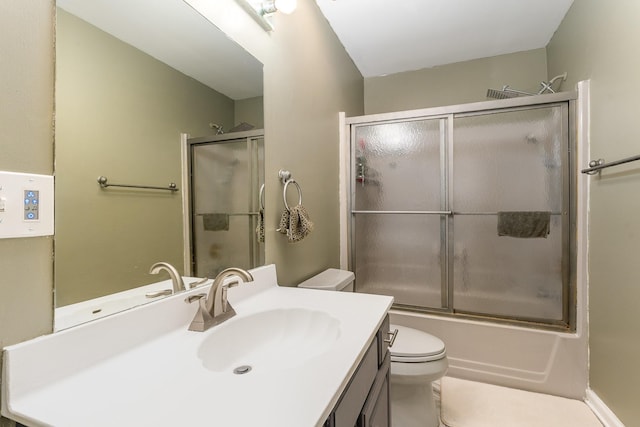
[
  {"xmin": 148, "ymin": 262, "xmax": 186, "ymax": 294},
  {"xmin": 187, "ymin": 267, "xmax": 254, "ymax": 332}
]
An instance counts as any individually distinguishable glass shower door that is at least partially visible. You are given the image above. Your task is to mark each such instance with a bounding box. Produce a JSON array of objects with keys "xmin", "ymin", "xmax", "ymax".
[
  {"xmin": 351, "ymin": 118, "xmax": 448, "ymax": 309},
  {"xmin": 451, "ymin": 106, "xmax": 569, "ymax": 322},
  {"xmin": 190, "ymin": 135, "xmax": 264, "ymax": 278}
]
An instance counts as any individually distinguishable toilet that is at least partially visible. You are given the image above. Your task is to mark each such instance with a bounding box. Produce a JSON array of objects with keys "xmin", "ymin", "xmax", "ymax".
[{"xmin": 298, "ymin": 269, "xmax": 449, "ymax": 427}]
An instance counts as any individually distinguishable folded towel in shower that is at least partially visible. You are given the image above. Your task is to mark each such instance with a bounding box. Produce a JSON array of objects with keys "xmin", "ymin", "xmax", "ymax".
[
  {"xmin": 497, "ymin": 211, "xmax": 551, "ymax": 238},
  {"xmin": 203, "ymin": 213, "xmax": 229, "ymax": 231},
  {"xmin": 277, "ymin": 205, "xmax": 314, "ymax": 243},
  {"xmin": 255, "ymin": 209, "xmax": 265, "ymax": 243}
]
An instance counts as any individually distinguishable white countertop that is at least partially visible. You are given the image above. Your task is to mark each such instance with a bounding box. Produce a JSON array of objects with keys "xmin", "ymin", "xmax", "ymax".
[{"xmin": 2, "ymin": 265, "xmax": 393, "ymax": 427}]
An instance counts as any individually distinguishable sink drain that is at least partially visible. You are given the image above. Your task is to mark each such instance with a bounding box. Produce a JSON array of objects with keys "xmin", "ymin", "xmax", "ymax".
[{"xmin": 233, "ymin": 365, "xmax": 252, "ymax": 375}]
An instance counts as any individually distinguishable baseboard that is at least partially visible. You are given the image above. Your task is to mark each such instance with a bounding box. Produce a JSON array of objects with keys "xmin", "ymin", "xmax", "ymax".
[{"xmin": 585, "ymin": 389, "xmax": 626, "ymax": 427}]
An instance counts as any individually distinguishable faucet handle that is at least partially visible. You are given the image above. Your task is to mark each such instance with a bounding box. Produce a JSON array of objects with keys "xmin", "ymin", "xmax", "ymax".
[
  {"xmin": 220, "ymin": 280, "xmax": 240, "ymax": 312},
  {"xmin": 185, "ymin": 293, "xmax": 207, "ymax": 304}
]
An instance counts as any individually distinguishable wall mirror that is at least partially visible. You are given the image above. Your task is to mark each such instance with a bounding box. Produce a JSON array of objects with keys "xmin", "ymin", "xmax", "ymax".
[{"xmin": 54, "ymin": 0, "xmax": 264, "ymax": 330}]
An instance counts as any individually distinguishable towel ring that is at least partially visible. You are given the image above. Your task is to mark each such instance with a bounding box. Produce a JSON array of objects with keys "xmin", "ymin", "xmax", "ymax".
[
  {"xmin": 283, "ymin": 179, "xmax": 302, "ymax": 211},
  {"xmin": 259, "ymin": 183, "xmax": 265, "ymax": 210}
]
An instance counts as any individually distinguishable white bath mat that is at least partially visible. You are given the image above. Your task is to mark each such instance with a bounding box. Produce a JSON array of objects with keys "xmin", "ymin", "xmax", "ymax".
[{"xmin": 440, "ymin": 377, "xmax": 602, "ymax": 427}]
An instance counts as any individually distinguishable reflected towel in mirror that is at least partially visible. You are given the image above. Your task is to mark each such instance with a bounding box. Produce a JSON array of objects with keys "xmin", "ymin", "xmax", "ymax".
[
  {"xmin": 256, "ymin": 209, "xmax": 265, "ymax": 243},
  {"xmin": 203, "ymin": 213, "xmax": 229, "ymax": 231}
]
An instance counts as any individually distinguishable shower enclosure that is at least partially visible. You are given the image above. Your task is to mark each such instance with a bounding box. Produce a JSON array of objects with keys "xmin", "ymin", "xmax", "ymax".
[
  {"xmin": 186, "ymin": 130, "xmax": 265, "ymax": 278},
  {"xmin": 347, "ymin": 93, "xmax": 576, "ymax": 329}
]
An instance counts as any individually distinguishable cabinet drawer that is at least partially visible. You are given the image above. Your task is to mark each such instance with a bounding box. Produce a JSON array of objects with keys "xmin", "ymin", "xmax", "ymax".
[{"xmin": 334, "ymin": 336, "xmax": 379, "ymax": 427}]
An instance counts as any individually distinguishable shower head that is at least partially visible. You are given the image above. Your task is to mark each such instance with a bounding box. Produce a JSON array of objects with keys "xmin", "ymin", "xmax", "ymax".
[
  {"xmin": 486, "ymin": 85, "xmax": 532, "ymax": 100},
  {"xmin": 209, "ymin": 123, "xmax": 224, "ymax": 135},
  {"xmin": 486, "ymin": 88, "xmax": 521, "ymax": 99},
  {"xmin": 487, "ymin": 73, "xmax": 568, "ymax": 100}
]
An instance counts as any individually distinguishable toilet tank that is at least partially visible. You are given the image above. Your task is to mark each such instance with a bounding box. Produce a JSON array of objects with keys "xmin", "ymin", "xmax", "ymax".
[{"xmin": 298, "ymin": 268, "xmax": 355, "ymax": 292}]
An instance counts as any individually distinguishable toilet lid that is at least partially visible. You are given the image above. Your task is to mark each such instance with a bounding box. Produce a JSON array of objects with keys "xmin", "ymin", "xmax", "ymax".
[{"xmin": 389, "ymin": 324, "xmax": 446, "ymax": 362}]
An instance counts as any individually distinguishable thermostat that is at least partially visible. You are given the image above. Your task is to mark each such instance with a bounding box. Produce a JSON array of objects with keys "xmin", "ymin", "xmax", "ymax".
[{"xmin": 0, "ymin": 171, "xmax": 54, "ymax": 238}]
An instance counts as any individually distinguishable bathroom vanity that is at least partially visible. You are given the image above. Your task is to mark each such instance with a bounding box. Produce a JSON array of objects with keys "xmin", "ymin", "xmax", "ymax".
[
  {"xmin": 325, "ymin": 315, "xmax": 391, "ymax": 427},
  {"xmin": 1, "ymin": 265, "xmax": 393, "ymax": 427}
]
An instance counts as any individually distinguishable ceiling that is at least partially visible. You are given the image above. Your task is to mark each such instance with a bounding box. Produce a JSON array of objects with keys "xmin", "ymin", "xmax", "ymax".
[
  {"xmin": 56, "ymin": 0, "xmax": 574, "ymax": 98},
  {"xmin": 57, "ymin": 0, "xmax": 263, "ymax": 100},
  {"xmin": 315, "ymin": 0, "xmax": 574, "ymax": 78}
]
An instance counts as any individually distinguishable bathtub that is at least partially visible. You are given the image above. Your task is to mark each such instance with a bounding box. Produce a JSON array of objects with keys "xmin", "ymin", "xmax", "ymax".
[
  {"xmin": 54, "ymin": 277, "xmax": 211, "ymax": 331},
  {"xmin": 389, "ymin": 308, "xmax": 587, "ymax": 399}
]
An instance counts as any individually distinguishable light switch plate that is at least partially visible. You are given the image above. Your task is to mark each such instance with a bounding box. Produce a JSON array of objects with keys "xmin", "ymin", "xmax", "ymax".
[{"xmin": 0, "ymin": 171, "xmax": 54, "ymax": 239}]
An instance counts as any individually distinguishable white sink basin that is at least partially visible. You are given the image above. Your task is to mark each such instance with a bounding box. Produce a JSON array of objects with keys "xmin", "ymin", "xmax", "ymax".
[{"xmin": 197, "ymin": 308, "xmax": 341, "ymax": 373}]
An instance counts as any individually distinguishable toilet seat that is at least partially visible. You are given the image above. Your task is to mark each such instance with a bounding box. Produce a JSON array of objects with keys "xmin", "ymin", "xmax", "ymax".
[{"xmin": 389, "ymin": 324, "xmax": 446, "ymax": 363}]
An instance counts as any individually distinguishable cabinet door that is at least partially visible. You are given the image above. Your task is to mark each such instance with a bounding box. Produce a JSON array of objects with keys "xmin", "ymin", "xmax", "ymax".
[{"xmin": 359, "ymin": 353, "xmax": 391, "ymax": 427}]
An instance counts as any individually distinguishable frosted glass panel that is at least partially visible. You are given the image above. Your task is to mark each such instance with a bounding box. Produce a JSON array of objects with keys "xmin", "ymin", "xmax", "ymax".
[
  {"xmin": 354, "ymin": 119, "xmax": 441, "ymax": 211},
  {"xmin": 350, "ymin": 102, "xmax": 571, "ymax": 326},
  {"xmin": 193, "ymin": 215, "xmax": 252, "ymax": 278},
  {"xmin": 193, "ymin": 141, "xmax": 249, "ymax": 214},
  {"xmin": 453, "ymin": 107, "xmax": 563, "ymax": 212},
  {"xmin": 452, "ymin": 216, "xmax": 563, "ymax": 320},
  {"xmin": 452, "ymin": 107, "xmax": 567, "ymax": 321},
  {"xmin": 354, "ymin": 214, "xmax": 443, "ymax": 309}
]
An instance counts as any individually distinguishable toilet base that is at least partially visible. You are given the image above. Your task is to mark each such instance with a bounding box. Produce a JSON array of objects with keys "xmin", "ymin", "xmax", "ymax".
[{"xmin": 391, "ymin": 381, "xmax": 439, "ymax": 427}]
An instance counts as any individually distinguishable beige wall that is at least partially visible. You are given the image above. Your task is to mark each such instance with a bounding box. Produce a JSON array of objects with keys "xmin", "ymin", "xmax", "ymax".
[
  {"xmin": 364, "ymin": 48, "xmax": 549, "ymax": 114},
  {"xmin": 548, "ymin": 1, "xmax": 640, "ymax": 424},
  {"xmin": 55, "ymin": 9, "xmax": 238, "ymax": 305},
  {"xmin": 0, "ymin": 1, "xmax": 55, "ymax": 426}
]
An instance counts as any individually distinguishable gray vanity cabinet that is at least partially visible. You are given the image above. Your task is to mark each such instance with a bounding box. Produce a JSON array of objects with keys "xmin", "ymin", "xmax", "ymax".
[{"xmin": 324, "ymin": 315, "xmax": 391, "ymax": 427}]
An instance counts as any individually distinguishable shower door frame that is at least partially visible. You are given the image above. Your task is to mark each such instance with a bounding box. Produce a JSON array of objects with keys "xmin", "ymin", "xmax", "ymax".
[
  {"xmin": 182, "ymin": 129, "xmax": 265, "ymax": 277},
  {"xmin": 345, "ymin": 92, "xmax": 577, "ymax": 331}
]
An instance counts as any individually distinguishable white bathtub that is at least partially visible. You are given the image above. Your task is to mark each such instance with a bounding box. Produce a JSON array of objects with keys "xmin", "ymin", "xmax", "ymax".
[
  {"xmin": 54, "ymin": 277, "xmax": 211, "ymax": 331},
  {"xmin": 389, "ymin": 308, "xmax": 587, "ymax": 399}
]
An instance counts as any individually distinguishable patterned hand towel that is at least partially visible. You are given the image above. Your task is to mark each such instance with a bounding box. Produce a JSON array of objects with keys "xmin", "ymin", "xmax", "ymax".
[
  {"xmin": 277, "ymin": 205, "xmax": 314, "ymax": 243},
  {"xmin": 277, "ymin": 208, "xmax": 290, "ymax": 236},
  {"xmin": 255, "ymin": 209, "xmax": 265, "ymax": 243}
]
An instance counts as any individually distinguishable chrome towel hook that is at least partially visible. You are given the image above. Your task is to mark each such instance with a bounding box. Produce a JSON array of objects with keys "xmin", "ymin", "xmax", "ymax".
[{"xmin": 278, "ymin": 169, "xmax": 292, "ymax": 184}]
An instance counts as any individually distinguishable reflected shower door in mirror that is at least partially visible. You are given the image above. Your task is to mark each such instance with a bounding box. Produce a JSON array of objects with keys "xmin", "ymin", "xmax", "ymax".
[
  {"xmin": 54, "ymin": 0, "xmax": 264, "ymax": 328},
  {"xmin": 188, "ymin": 132, "xmax": 265, "ymax": 277}
]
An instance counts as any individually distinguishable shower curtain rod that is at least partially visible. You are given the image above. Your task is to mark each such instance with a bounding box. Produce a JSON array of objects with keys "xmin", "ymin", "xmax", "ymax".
[{"xmin": 581, "ymin": 154, "xmax": 640, "ymax": 175}]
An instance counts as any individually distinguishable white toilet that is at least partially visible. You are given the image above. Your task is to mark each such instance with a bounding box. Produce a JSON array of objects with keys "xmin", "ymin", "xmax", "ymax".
[{"xmin": 299, "ymin": 269, "xmax": 449, "ymax": 427}]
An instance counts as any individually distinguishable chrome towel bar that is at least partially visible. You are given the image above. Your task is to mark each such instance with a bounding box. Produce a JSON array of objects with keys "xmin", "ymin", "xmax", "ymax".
[
  {"xmin": 581, "ymin": 154, "xmax": 640, "ymax": 175},
  {"xmin": 97, "ymin": 176, "xmax": 178, "ymax": 192},
  {"xmin": 352, "ymin": 210, "xmax": 563, "ymax": 216}
]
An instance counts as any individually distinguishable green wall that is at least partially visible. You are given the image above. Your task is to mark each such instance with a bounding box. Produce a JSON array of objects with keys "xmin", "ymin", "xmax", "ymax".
[
  {"xmin": 364, "ymin": 48, "xmax": 549, "ymax": 114},
  {"xmin": 0, "ymin": 1, "xmax": 55, "ymax": 426},
  {"xmin": 547, "ymin": 1, "xmax": 640, "ymax": 424},
  {"xmin": 235, "ymin": 96, "xmax": 265, "ymax": 129}
]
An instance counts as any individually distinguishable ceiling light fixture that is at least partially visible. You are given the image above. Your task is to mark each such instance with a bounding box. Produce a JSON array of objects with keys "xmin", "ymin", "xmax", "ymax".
[{"xmin": 235, "ymin": 0, "xmax": 298, "ymax": 32}]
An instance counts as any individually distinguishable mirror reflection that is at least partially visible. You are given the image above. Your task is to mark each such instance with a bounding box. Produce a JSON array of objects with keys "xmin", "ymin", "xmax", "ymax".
[{"xmin": 54, "ymin": 0, "xmax": 264, "ymax": 329}]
